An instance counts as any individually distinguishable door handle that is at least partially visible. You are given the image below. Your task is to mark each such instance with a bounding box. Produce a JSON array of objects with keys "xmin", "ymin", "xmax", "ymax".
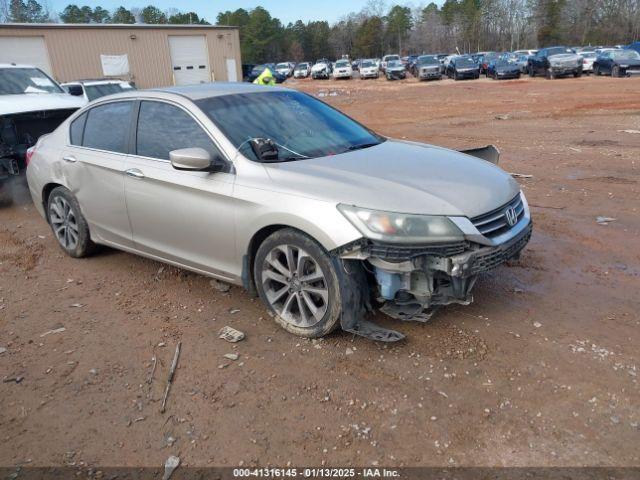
[
  {"xmin": 125, "ymin": 168, "xmax": 145, "ymax": 179},
  {"xmin": 62, "ymin": 155, "xmax": 77, "ymax": 163}
]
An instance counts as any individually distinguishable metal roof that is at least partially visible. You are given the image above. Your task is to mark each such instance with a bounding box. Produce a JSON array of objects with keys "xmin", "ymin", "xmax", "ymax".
[{"xmin": 0, "ymin": 23, "xmax": 238, "ymax": 30}]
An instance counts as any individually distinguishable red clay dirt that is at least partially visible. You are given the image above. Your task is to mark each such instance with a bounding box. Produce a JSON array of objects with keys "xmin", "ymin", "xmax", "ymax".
[{"xmin": 1, "ymin": 74, "xmax": 639, "ymax": 469}]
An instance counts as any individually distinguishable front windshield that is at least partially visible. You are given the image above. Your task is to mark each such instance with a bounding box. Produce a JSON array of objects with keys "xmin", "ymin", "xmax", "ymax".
[
  {"xmin": 388, "ymin": 60, "xmax": 402, "ymax": 68},
  {"xmin": 361, "ymin": 60, "xmax": 374, "ymax": 67},
  {"xmin": 276, "ymin": 63, "xmax": 289, "ymax": 69},
  {"xmin": 456, "ymin": 57, "xmax": 476, "ymax": 67},
  {"xmin": 613, "ymin": 50, "xmax": 640, "ymax": 60},
  {"xmin": 84, "ymin": 83, "xmax": 133, "ymax": 101},
  {"xmin": 581, "ymin": 52, "xmax": 597, "ymax": 58},
  {"xmin": 0, "ymin": 67, "xmax": 64, "ymax": 95},
  {"xmin": 295, "ymin": 63, "xmax": 308, "ymax": 70},
  {"xmin": 196, "ymin": 91, "xmax": 384, "ymax": 161},
  {"xmin": 418, "ymin": 56, "xmax": 438, "ymax": 65},
  {"xmin": 386, "ymin": 55, "xmax": 400, "ymax": 62},
  {"xmin": 335, "ymin": 60, "xmax": 349, "ymax": 68}
]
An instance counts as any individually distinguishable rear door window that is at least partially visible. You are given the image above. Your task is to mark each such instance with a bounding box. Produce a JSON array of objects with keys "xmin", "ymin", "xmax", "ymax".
[
  {"xmin": 82, "ymin": 101, "xmax": 133, "ymax": 154},
  {"xmin": 135, "ymin": 100, "xmax": 222, "ymax": 161},
  {"xmin": 69, "ymin": 112, "xmax": 87, "ymax": 146}
]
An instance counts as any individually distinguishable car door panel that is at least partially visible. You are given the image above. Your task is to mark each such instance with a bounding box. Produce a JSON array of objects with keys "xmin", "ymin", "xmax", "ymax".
[
  {"xmin": 123, "ymin": 99, "xmax": 238, "ymax": 279},
  {"xmin": 123, "ymin": 157, "xmax": 237, "ymax": 278}
]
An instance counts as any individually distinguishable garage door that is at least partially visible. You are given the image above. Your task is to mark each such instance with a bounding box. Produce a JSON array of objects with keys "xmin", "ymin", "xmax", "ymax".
[
  {"xmin": 168, "ymin": 36, "xmax": 211, "ymax": 86},
  {"xmin": 0, "ymin": 36, "xmax": 52, "ymax": 74}
]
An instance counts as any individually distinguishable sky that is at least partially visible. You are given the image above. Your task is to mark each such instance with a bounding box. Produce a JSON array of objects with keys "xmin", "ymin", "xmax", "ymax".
[{"xmin": 46, "ymin": 0, "xmax": 379, "ymax": 24}]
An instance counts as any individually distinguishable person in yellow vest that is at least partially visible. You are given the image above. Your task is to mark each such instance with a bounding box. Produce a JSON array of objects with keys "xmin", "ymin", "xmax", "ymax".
[{"xmin": 253, "ymin": 66, "xmax": 276, "ymax": 86}]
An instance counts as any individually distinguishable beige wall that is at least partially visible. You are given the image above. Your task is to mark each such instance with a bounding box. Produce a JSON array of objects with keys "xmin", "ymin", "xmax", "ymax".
[{"xmin": 0, "ymin": 25, "xmax": 242, "ymax": 88}]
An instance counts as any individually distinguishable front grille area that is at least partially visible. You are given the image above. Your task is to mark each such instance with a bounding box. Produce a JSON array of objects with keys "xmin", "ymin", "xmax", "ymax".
[
  {"xmin": 471, "ymin": 194, "xmax": 525, "ymax": 238},
  {"xmin": 470, "ymin": 223, "xmax": 532, "ymax": 275},
  {"xmin": 364, "ymin": 240, "xmax": 468, "ymax": 261}
]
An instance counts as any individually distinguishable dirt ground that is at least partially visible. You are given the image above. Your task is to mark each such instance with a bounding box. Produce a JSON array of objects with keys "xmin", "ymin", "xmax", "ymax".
[{"xmin": 1, "ymin": 74, "xmax": 639, "ymax": 470}]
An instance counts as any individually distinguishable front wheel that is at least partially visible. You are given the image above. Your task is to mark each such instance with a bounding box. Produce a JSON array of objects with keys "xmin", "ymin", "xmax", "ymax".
[
  {"xmin": 528, "ymin": 65, "xmax": 535, "ymax": 77},
  {"xmin": 612, "ymin": 66, "xmax": 620, "ymax": 77},
  {"xmin": 47, "ymin": 186, "xmax": 95, "ymax": 257},
  {"xmin": 594, "ymin": 65, "xmax": 600, "ymax": 76},
  {"xmin": 254, "ymin": 229, "xmax": 342, "ymax": 338}
]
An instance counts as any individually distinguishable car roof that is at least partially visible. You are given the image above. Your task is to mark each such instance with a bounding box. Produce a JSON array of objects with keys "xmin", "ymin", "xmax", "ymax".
[
  {"xmin": 154, "ymin": 82, "xmax": 290, "ymax": 100},
  {"xmin": 0, "ymin": 63, "xmax": 41, "ymax": 69},
  {"xmin": 62, "ymin": 79, "xmax": 129, "ymax": 86}
]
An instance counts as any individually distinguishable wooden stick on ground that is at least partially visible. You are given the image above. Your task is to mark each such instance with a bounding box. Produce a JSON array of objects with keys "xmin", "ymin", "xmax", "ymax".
[{"xmin": 160, "ymin": 342, "xmax": 181, "ymax": 413}]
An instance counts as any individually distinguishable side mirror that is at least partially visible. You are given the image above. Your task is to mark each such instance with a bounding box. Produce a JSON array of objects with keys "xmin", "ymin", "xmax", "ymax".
[
  {"xmin": 170, "ymin": 147, "xmax": 226, "ymax": 172},
  {"xmin": 249, "ymin": 138, "xmax": 279, "ymax": 162},
  {"xmin": 67, "ymin": 84, "xmax": 83, "ymax": 96}
]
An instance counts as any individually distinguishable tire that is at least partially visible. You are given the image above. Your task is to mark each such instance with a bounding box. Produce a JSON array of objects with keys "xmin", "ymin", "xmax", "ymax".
[
  {"xmin": 612, "ymin": 66, "xmax": 620, "ymax": 77},
  {"xmin": 254, "ymin": 228, "xmax": 342, "ymax": 338},
  {"xmin": 546, "ymin": 68, "xmax": 554, "ymax": 79},
  {"xmin": 594, "ymin": 65, "xmax": 600, "ymax": 76},
  {"xmin": 47, "ymin": 186, "xmax": 95, "ymax": 258},
  {"xmin": 454, "ymin": 72, "xmax": 459, "ymax": 81},
  {"xmin": 528, "ymin": 65, "xmax": 535, "ymax": 77},
  {"xmin": 574, "ymin": 70, "xmax": 582, "ymax": 78}
]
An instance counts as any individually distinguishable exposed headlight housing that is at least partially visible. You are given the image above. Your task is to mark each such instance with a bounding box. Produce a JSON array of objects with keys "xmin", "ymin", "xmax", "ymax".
[{"xmin": 338, "ymin": 204, "xmax": 465, "ymax": 244}]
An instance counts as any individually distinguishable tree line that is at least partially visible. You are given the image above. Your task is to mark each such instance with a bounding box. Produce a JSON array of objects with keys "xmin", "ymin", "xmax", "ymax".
[{"xmin": 1, "ymin": 0, "xmax": 639, "ymax": 63}]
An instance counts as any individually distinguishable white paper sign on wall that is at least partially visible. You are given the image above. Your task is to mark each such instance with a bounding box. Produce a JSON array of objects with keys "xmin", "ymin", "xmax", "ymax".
[{"xmin": 101, "ymin": 54, "xmax": 130, "ymax": 77}]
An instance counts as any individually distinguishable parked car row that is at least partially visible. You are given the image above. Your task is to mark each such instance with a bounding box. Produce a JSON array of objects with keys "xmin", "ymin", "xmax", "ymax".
[{"xmin": 245, "ymin": 43, "xmax": 639, "ymax": 86}]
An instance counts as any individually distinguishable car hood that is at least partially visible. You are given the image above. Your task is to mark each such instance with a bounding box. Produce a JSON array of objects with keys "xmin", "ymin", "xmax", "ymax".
[
  {"xmin": 312, "ymin": 64, "xmax": 329, "ymax": 72},
  {"xmin": 0, "ymin": 93, "xmax": 84, "ymax": 115},
  {"xmin": 263, "ymin": 140, "xmax": 520, "ymax": 218}
]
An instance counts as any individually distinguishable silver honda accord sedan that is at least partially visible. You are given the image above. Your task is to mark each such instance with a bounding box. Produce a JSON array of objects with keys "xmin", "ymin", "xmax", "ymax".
[{"xmin": 26, "ymin": 82, "xmax": 531, "ymax": 341}]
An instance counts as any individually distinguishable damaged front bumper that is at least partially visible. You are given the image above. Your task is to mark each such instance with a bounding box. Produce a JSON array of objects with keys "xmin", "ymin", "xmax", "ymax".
[{"xmin": 336, "ymin": 194, "xmax": 532, "ymax": 340}]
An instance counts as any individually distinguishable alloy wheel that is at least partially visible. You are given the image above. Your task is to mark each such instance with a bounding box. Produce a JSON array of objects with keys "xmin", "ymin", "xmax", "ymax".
[
  {"xmin": 261, "ymin": 244, "xmax": 328, "ymax": 328},
  {"xmin": 49, "ymin": 196, "xmax": 79, "ymax": 250}
]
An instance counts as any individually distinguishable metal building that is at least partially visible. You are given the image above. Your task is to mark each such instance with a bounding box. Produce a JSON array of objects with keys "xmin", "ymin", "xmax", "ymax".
[{"xmin": 0, "ymin": 23, "xmax": 242, "ymax": 88}]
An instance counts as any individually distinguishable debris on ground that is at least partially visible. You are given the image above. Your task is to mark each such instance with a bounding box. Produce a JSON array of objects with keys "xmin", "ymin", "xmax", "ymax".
[
  {"xmin": 163, "ymin": 455, "xmax": 180, "ymax": 480},
  {"xmin": 147, "ymin": 355, "xmax": 157, "ymax": 385},
  {"xmin": 533, "ymin": 321, "xmax": 542, "ymax": 328},
  {"xmin": 223, "ymin": 353, "xmax": 239, "ymax": 361},
  {"xmin": 0, "ymin": 347, "xmax": 6, "ymax": 354},
  {"xmin": 509, "ymin": 172, "xmax": 533, "ymax": 178},
  {"xmin": 345, "ymin": 348, "xmax": 354, "ymax": 355},
  {"xmin": 39, "ymin": 327, "xmax": 66, "ymax": 337},
  {"xmin": 160, "ymin": 342, "xmax": 182, "ymax": 414},
  {"xmin": 219, "ymin": 326, "xmax": 245, "ymax": 343},
  {"xmin": 495, "ymin": 114, "xmax": 511, "ymax": 120},
  {"xmin": 596, "ymin": 216, "xmax": 616, "ymax": 225},
  {"xmin": 210, "ymin": 279, "xmax": 231, "ymax": 293},
  {"xmin": 618, "ymin": 129, "xmax": 640, "ymax": 134},
  {"xmin": 3, "ymin": 375, "xmax": 24, "ymax": 384},
  {"xmin": 229, "ymin": 308, "xmax": 240, "ymax": 314}
]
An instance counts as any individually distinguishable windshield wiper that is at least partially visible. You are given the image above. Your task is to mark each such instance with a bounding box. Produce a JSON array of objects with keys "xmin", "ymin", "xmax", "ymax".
[{"xmin": 346, "ymin": 142, "xmax": 380, "ymax": 152}]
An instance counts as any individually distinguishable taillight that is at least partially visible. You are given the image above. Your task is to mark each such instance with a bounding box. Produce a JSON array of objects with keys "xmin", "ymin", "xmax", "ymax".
[{"xmin": 26, "ymin": 146, "xmax": 36, "ymax": 166}]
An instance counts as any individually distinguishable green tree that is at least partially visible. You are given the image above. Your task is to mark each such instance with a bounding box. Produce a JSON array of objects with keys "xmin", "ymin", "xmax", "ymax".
[
  {"xmin": 354, "ymin": 16, "xmax": 384, "ymax": 57},
  {"xmin": 92, "ymin": 5, "xmax": 111, "ymax": 23},
  {"xmin": 386, "ymin": 5, "xmax": 413, "ymax": 53},
  {"xmin": 140, "ymin": 5, "xmax": 166, "ymax": 24},
  {"xmin": 168, "ymin": 11, "xmax": 208, "ymax": 24},
  {"xmin": 111, "ymin": 6, "xmax": 135, "ymax": 23},
  {"xmin": 10, "ymin": 0, "xmax": 49, "ymax": 22},
  {"xmin": 59, "ymin": 3, "xmax": 82, "ymax": 22},
  {"xmin": 535, "ymin": 0, "xmax": 566, "ymax": 45}
]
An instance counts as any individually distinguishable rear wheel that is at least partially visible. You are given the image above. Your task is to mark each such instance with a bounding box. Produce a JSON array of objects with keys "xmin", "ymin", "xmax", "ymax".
[
  {"xmin": 594, "ymin": 65, "xmax": 600, "ymax": 76},
  {"xmin": 528, "ymin": 65, "xmax": 535, "ymax": 77},
  {"xmin": 612, "ymin": 65, "xmax": 620, "ymax": 77},
  {"xmin": 254, "ymin": 229, "xmax": 342, "ymax": 338},
  {"xmin": 47, "ymin": 186, "xmax": 95, "ymax": 258},
  {"xmin": 546, "ymin": 68, "xmax": 554, "ymax": 79},
  {"xmin": 0, "ymin": 182, "xmax": 13, "ymax": 207}
]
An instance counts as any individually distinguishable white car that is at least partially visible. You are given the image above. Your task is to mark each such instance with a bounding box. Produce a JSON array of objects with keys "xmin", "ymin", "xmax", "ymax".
[
  {"xmin": 0, "ymin": 63, "xmax": 83, "ymax": 183},
  {"xmin": 381, "ymin": 54, "xmax": 400, "ymax": 72},
  {"xmin": 579, "ymin": 51, "xmax": 597, "ymax": 73},
  {"xmin": 332, "ymin": 59, "xmax": 353, "ymax": 79},
  {"xmin": 311, "ymin": 60, "xmax": 332, "ymax": 79},
  {"xmin": 293, "ymin": 62, "xmax": 311, "ymax": 78},
  {"xmin": 61, "ymin": 79, "xmax": 135, "ymax": 105},
  {"xmin": 359, "ymin": 59, "xmax": 379, "ymax": 79},
  {"xmin": 275, "ymin": 62, "xmax": 294, "ymax": 77}
]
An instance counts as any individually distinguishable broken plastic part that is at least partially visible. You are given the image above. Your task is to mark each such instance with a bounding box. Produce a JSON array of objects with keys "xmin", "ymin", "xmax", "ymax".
[{"xmin": 459, "ymin": 144, "xmax": 500, "ymax": 165}]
